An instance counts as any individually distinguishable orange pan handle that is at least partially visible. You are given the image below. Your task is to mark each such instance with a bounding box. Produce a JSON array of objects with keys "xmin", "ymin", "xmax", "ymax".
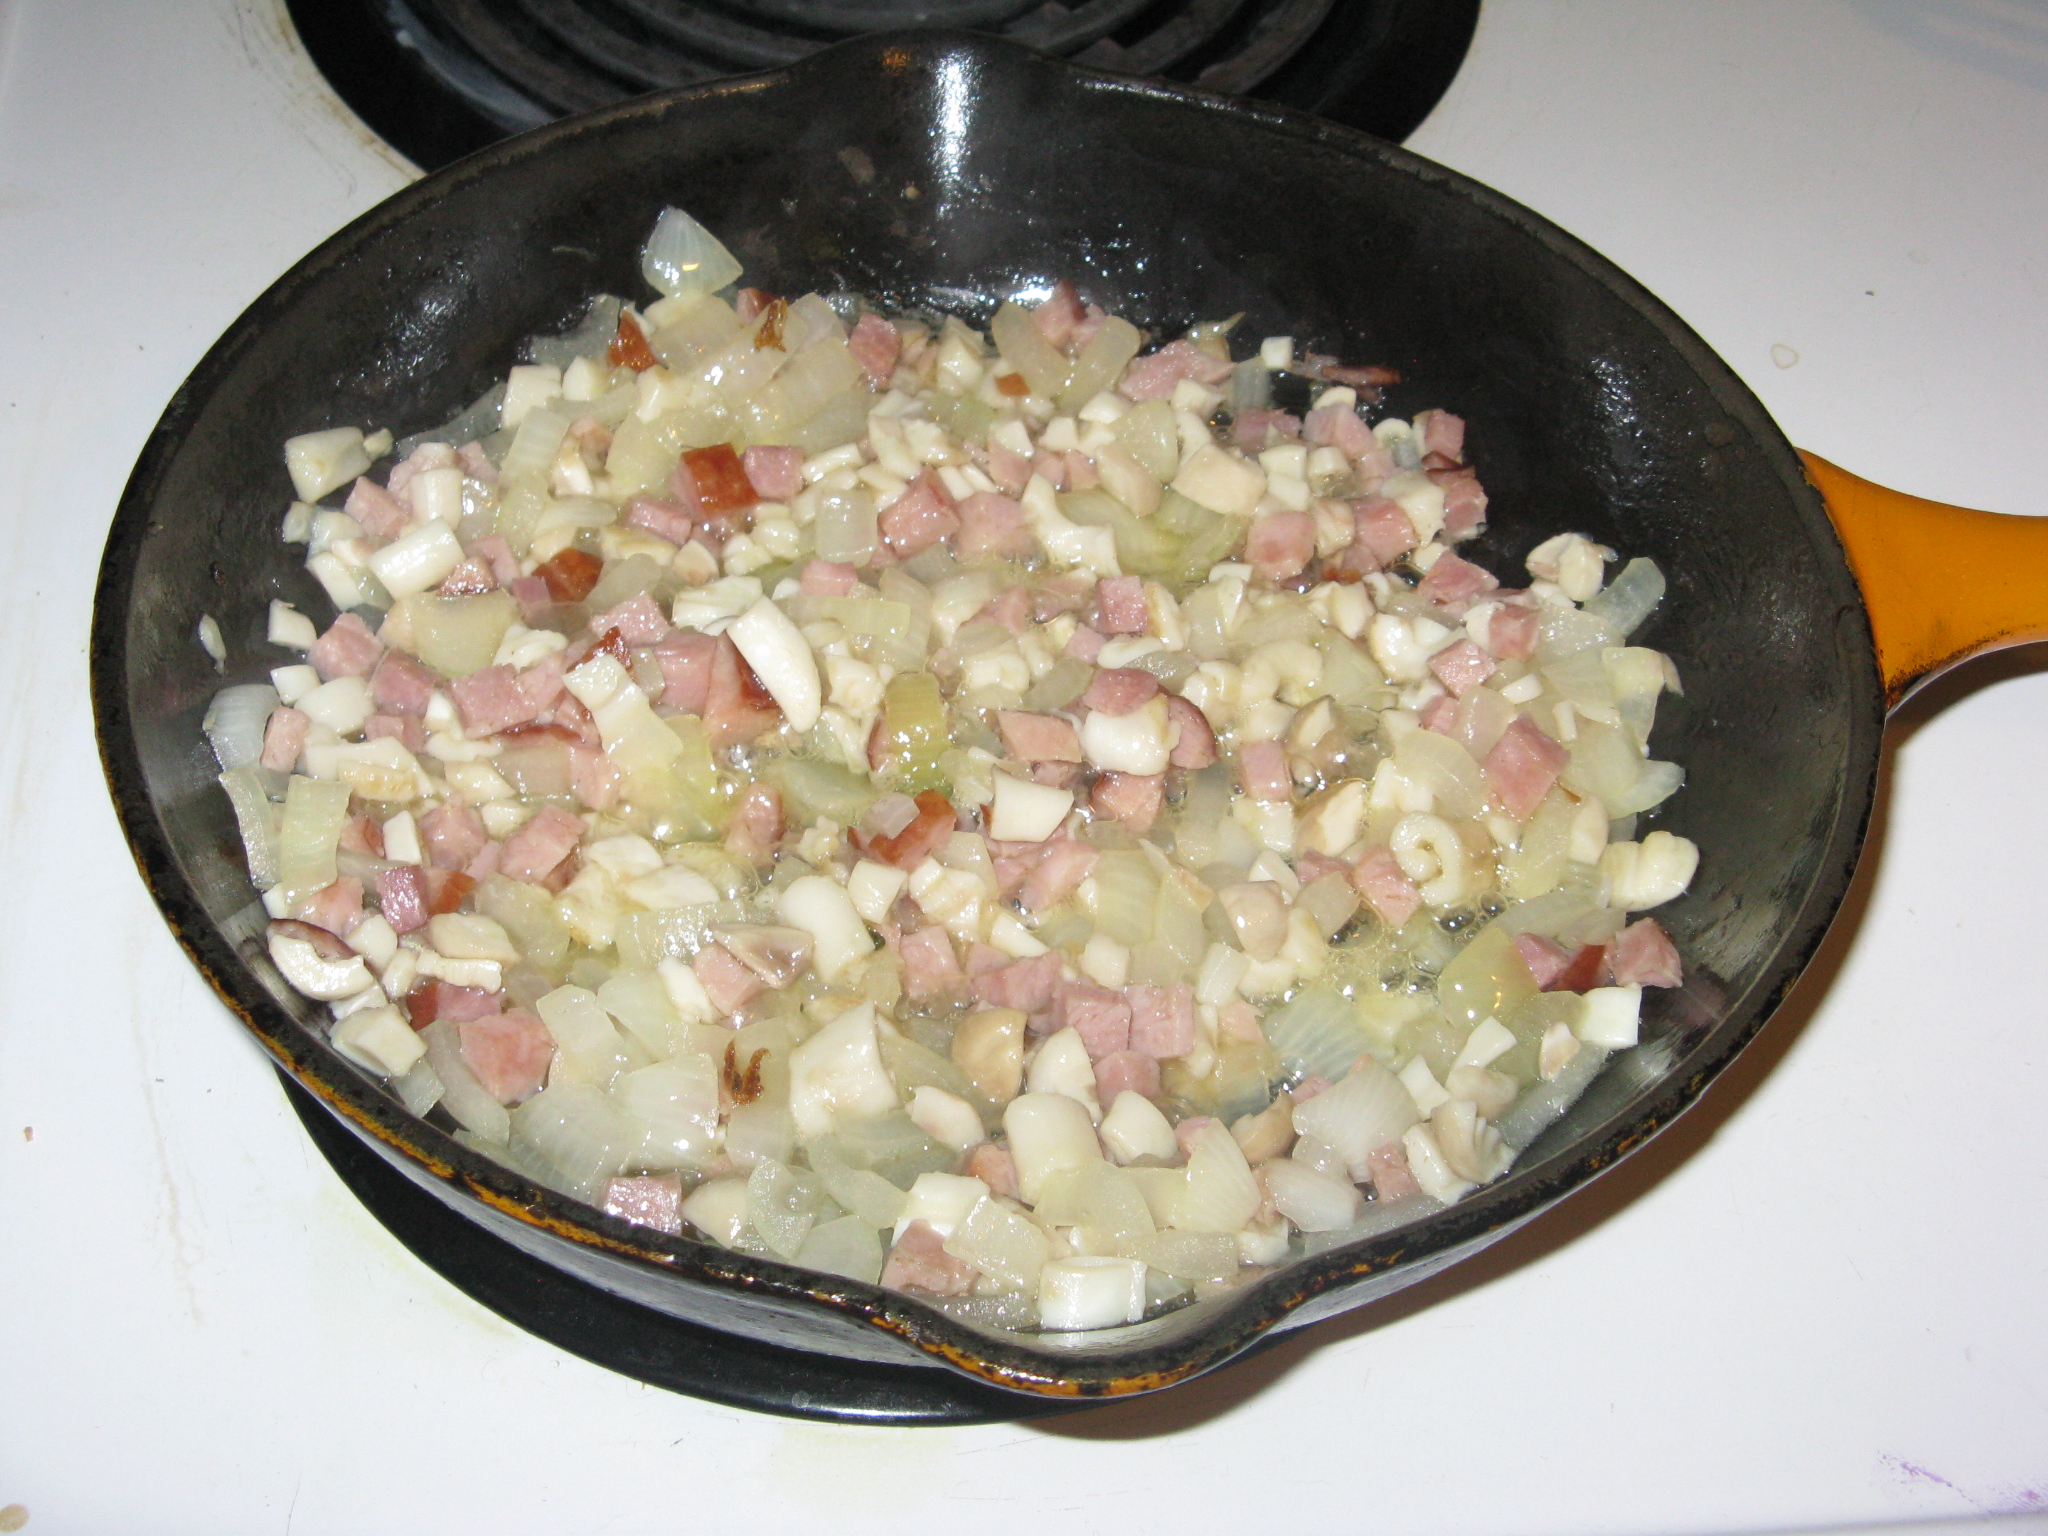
[{"xmin": 1799, "ymin": 451, "xmax": 2048, "ymax": 711}]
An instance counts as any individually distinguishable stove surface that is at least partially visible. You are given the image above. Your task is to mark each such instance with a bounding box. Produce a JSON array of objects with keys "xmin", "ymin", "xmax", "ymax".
[{"xmin": 5, "ymin": 2, "xmax": 2048, "ymax": 1533}]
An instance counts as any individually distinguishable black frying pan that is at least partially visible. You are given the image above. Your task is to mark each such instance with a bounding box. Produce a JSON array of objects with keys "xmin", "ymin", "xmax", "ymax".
[{"xmin": 95, "ymin": 31, "xmax": 1978, "ymax": 1400}]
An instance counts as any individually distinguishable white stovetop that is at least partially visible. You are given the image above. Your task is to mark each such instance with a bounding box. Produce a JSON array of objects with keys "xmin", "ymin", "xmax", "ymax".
[{"xmin": 3, "ymin": 2, "xmax": 2045, "ymax": 1531}]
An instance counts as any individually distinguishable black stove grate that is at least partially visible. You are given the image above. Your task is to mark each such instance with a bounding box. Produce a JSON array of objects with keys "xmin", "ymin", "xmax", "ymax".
[{"xmin": 289, "ymin": 0, "xmax": 1478, "ymax": 170}]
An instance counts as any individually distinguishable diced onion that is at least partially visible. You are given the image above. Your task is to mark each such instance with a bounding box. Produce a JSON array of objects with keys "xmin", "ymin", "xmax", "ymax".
[{"xmin": 640, "ymin": 207, "xmax": 743, "ymax": 300}]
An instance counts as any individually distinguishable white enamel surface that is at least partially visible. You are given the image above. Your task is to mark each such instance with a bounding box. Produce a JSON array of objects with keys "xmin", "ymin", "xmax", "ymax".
[{"xmin": 4, "ymin": 2, "xmax": 2047, "ymax": 1532}]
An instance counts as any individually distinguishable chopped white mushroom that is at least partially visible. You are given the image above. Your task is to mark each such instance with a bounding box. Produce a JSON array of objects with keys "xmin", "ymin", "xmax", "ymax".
[
  {"xmin": 1601, "ymin": 829, "xmax": 1699, "ymax": 909},
  {"xmin": 727, "ymin": 597, "xmax": 822, "ymax": 731}
]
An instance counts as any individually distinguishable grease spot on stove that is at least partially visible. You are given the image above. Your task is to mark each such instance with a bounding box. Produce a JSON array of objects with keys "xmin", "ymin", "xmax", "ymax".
[
  {"xmin": 1771, "ymin": 343, "xmax": 1800, "ymax": 369},
  {"xmin": 0, "ymin": 1502, "xmax": 27, "ymax": 1531}
]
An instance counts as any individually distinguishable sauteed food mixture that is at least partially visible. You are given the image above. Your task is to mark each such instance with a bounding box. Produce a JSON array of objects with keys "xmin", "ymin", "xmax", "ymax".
[{"xmin": 207, "ymin": 210, "xmax": 1696, "ymax": 1332}]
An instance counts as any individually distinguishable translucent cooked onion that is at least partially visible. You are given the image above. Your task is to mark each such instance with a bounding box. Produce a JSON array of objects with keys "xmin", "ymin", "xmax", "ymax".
[
  {"xmin": 217, "ymin": 766, "xmax": 281, "ymax": 889},
  {"xmin": 1395, "ymin": 725, "xmax": 1485, "ymax": 819},
  {"xmin": 989, "ymin": 301, "xmax": 1071, "ymax": 398},
  {"xmin": 640, "ymin": 207, "xmax": 743, "ymax": 300},
  {"xmin": 203, "ymin": 683, "xmax": 279, "ymax": 772},
  {"xmin": 1264, "ymin": 988, "xmax": 1372, "ymax": 1084},
  {"xmin": 1584, "ymin": 556, "xmax": 1665, "ymax": 638}
]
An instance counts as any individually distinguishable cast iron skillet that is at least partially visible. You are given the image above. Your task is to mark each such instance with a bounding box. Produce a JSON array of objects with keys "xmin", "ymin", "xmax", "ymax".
[{"xmin": 91, "ymin": 31, "xmax": 2048, "ymax": 1402}]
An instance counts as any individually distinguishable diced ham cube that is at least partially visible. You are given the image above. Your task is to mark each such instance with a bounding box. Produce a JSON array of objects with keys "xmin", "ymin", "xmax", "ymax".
[
  {"xmin": 954, "ymin": 491, "xmax": 1032, "ymax": 562},
  {"xmin": 741, "ymin": 444, "xmax": 805, "ymax": 501},
  {"xmin": 1055, "ymin": 983, "xmax": 1132, "ymax": 1060},
  {"xmin": 984, "ymin": 441, "xmax": 1033, "ymax": 495},
  {"xmin": 1415, "ymin": 550, "xmax": 1499, "ymax": 617},
  {"xmin": 292, "ymin": 876, "xmax": 363, "ymax": 938},
  {"xmin": 1019, "ymin": 836, "xmax": 1096, "ymax": 912},
  {"xmin": 1428, "ymin": 638, "xmax": 1498, "ymax": 696},
  {"xmin": 798, "ymin": 559, "xmax": 861, "ymax": 596},
  {"xmin": 1246, "ymin": 509, "xmax": 1317, "ymax": 584},
  {"xmin": 467, "ymin": 534, "xmax": 521, "ymax": 585},
  {"xmin": 406, "ymin": 980, "xmax": 504, "ymax": 1026},
  {"xmin": 855, "ymin": 789, "xmax": 956, "ymax": 870},
  {"xmin": 1365, "ymin": 1142, "xmax": 1422, "ymax": 1200},
  {"xmin": 1090, "ymin": 771, "xmax": 1163, "ymax": 833},
  {"xmin": 1418, "ymin": 694, "xmax": 1459, "ymax": 735},
  {"xmin": 1126, "ymin": 983, "xmax": 1196, "ymax": 1060},
  {"xmin": 343, "ymin": 476, "xmax": 408, "ymax": 540},
  {"xmin": 1094, "ymin": 575, "xmax": 1147, "ymax": 635},
  {"xmin": 970, "ymin": 952, "xmax": 1062, "ymax": 1018},
  {"xmin": 568, "ymin": 741, "xmax": 619, "ymax": 810},
  {"xmin": 375, "ymin": 865, "xmax": 429, "ymax": 934},
  {"xmin": 1166, "ymin": 695, "xmax": 1217, "ymax": 769},
  {"xmin": 622, "ymin": 494, "xmax": 694, "ymax": 546},
  {"xmin": 604, "ymin": 1173, "xmax": 684, "ymax": 1235},
  {"xmin": 496, "ymin": 803, "xmax": 584, "ymax": 883},
  {"xmin": 260, "ymin": 706, "xmax": 309, "ymax": 771},
  {"xmin": 455, "ymin": 441, "xmax": 496, "ymax": 484},
  {"xmin": 1239, "ymin": 740, "xmax": 1292, "ymax": 802},
  {"xmin": 879, "ymin": 472, "xmax": 960, "ymax": 557},
  {"xmin": 880, "ymin": 1220, "xmax": 977, "ymax": 1296},
  {"xmin": 365, "ymin": 712, "xmax": 427, "ymax": 753},
  {"xmin": 506, "ymin": 574, "xmax": 554, "ymax": 623},
  {"xmin": 898, "ymin": 926, "xmax": 963, "ymax": 1002},
  {"xmin": 673, "ymin": 443, "xmax": 758, "ymax": 519},
  {"xmin": 703, "ymin": 634, "xmax": 783, "ymax": 746},
  {"xmin": 1514, "ymin": 933, "xmax": 1572, "ymax": 990},
  {"xmin": 424, "ymin": 867, "xmax": 478, "ymax": 915},
  {"xmin": 1553, "ymin": 943, "xmax": 1612, "ymax": 993},
  {"xmin": 587, "ymin": 592, "xmax": 670, "ymax": 645},
  {"xmin": 1483, "ymin": 715, "xmax": 1571, "ymax": 821},
  {"xmin": 692, "ymin": 944, "xmax": 763, "ymax": 1016},
  {"xmin": 651, "ymin": 630, "xmax": 717, "ymax": 713},
  {"xmin": 449, "ymin": 663, "xmax": 542, "ymax": 736},
  {"xmin": 961, "ymin": 1142, "xmax": 1022, "ymax": 1202},
  {"xmin": 310, "ymin": 613, "xmax": 384, "ymax": 681},
  {"xmin": 370, "ymin": 651, "xmax": 438, "ymax": 715},
  {"xmin": 1609, "ymin": 917, "xmax": 1683, "ymax": 988},
  {"xmin": 517, "ymin": 651, "xmax": 568, "ymax": 716},
  {"xmin": 1065, "ymin": 624, "xmax": 1105, "ymax": 663},
  {"xmin": 1118, "ymin": 338, "xmax": 1233, "ymax": 401},
  {"xmin": 1353, "ymin": 497, "xmax": 1419, "ymax": 564},
  {"xmin": 458, "ymin": 1009, "xmax": 556, "ymax": 1104},
  {"xmin": 997, "ymin": 709, "xmax": 1084, "ymax": 764},
  {"xmin": 1031, "ymin": 449, "xmax": 1068, "ymax": 490},
  {"xmin": 437, "ymin": 556, "xmax": 497, "ymax": 596},
  {"xmin": 1231, "ymin": 409, "xmax": 1302, "ymax": 452},
  {"xmin": 1434, "ymin": 467, "xmax": 1489, "ymax": 537},
  {"xmin": 979, "ymin": 585, "xmax": 1031, "ymax": 634},
  {"xmin": 848, "ymin": 312, "xmax": 901, "ymax": 388},
  {"xmin": 1351, "ymin": 845, "xmax": 1421, "ymax": 928},
  {"xmin": 1302, "ymin": 403, "xmax": 1379, "ymax": 459},
  {"xmin": 1081, "ymin": 667, "xmax": 1159, "ymax": 717},
  {"xmin": 1094, "ymin": 1050, "xmax": 1162, "ymax": 1104},
  {"xmin": 1415, "ymin": 409, "xmax": 1466, "ymax": 463},
  {"xmin": 1483, "ymin": 597, "xmax": 1540, "ymax": 661},
  {"xmin": 1063, "ymin": 449, "xmax": 1098, "ymax": 491},
  {"xmin": 419, "ymin": 803, "xmax": 488, "ymax": 871},
  {"xmin": 536, "ymin": 547, "xmax": 603, "ymax": 603}
]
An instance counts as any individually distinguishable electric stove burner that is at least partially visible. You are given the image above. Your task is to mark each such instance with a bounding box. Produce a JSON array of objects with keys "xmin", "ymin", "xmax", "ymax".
[{"xmin": 289, "ymin": 0, "xmax": 1478, "ymax": 170}]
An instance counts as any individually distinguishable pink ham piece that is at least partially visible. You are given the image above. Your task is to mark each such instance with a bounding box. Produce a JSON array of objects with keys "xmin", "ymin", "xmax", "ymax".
[
  {"xmin": 1166, "ymin": 695, "xmax": 1217, "ymax": 769},
  {"xmin": 1513, "ymin": 933, "xmax": 1572, "ymax": 990},
  {"xmin": 497, "ymin": 803, "xmax": 584, "ymax": 883},
  {"xmin": 260, "ymin": 706, "xmax": 308, "ymax": 771},
  {"xmin": 996, "ymin": 709, "xmax": 1083, "ymax": 764},
  {"xmin": 622, "ymin": 494, "xmax": 694, "ymax": 546},
  {"xmin": 437, "ymin": 556, "xmax": 497, "ymax": 596},
  {"xmin": 1054, "ymin": 983, "xmax": 1131, "ymax": 1060},
  {"xmin": 983, "ymin": 441, "xmax": 1033, "ymax": 496},
  {"xmin": 419, "ymin": 803, "xmax": 488, "ymax": 871},
  {"xmin": 456, "ymin": 441, "xmax": 497, "ymax": 484},
  {"xmin": 468, "ymin": 534, "xmax": 521, "ymax": 585},
  {"xmin": 1093, "ymin": 575, "xmax": 1147, "ymax": 635},
  {"xmin": 1351, "ymin": 846, "xmax": 1422, "ymax": 928},
  {"xmin": 1434, "ymin": 467, "xmax": 1489, "ymax": 537},
  {"xmin": 652, "ymin": 630, "xmax": 718, "ymax": 713},
  {"xmin": 1094, "ymin": 1050, "xmax": 1162, "ymax": 1105},
  {"xmin": 1246, "ymin": 509, "xmax": 1317, "ymax": 583},
  {"xmin": 962, "ymin": 1143, "xmax": 1022, "ymax": 1202},
  {"xmin": 292, "ymin": 876, "xmax": 363, "ymax": 937},
  {"xmin": 1230, "ymin": 409, "xmax": 1302, "ymax": 452},
  {"xmin": 1173, "ymin": 1116, "xmax": 1215, "ymax": 1161},
  {"xmin": 954, "ymin": 491, "xmax": 1032, "ymax": 562},
  {"xmin": 587, "ymin": 592, "xmax": 670, "ymax": 645},
  {"xmin": 370, "ymin": 651, "xmax": 437, "ymax": 715},
  {"xmin": 979, "ymin": 585, "xmax": 1031, "ymax": 634},
  {"xmin": 970, "ymin": 952, "xmax": 1062, "ymax": 1017},
  {"xmin": 1062, "ymin": 450, "xmax": 1098, "ymax": 492},
  {"xmin": 405, "ymin": 980, "xmax": 504, "ymax": 1026},
  {"xmin": 603, "ymin": 1173, "xmax": 684, "ymax": 1235},
  {"xmin": 742, "ymin": 444, "xmax": 805, "ymax": 500},
  {"xmin": 1031, "ymin": 450, "xmax": 1068, "ymax": 491},
  {"xmin": 1034, "ymin": 280, "xmax": 1087, "ymax": 349},
  {"xmin": 1239, "ymin": 740, "xmax": 1292, "ymax": 802},
  {"xmin": 374, "ymin": 865, "xmax": 430, "ymax": 934},
  {"xmin": 1418, "ymin": 694, "xmax": 1458, "ymax": 735},
  {"xmin": 1428, "ymin": 638, "xmax": 1498, "ymax": 697},
  {"xmin": 310, "ymin": 613, "xmax": 384, "ymax": 680},
  {"xmin": 898, "ymin": 926, "xmax": 963, "ymax": 1002},
  {"xmin": 798, "ymin": 559, "xmax": 861, "ymax": 596},
  {"xmin": 1302, "ymin": 404, "xmax": 1378, "ymax": 459},
  {"xmin": 343, "ymin": 476, "xmax": 408, "ymax": 540},
  {"xmin": 1065, "ymin": 625, "xmax": 1105, "ymax": 664},
  {"xmin": 506, "ymin": 574, "xmax": 554, "ymax": 623},
  {"xmin": 879, "ymin": 473, "xmax": 961, "ymax": 557},
  {"xmin": 1118, "ymin": 338, "xmax": 1234, "ymax": 401},
  {"xmin": 1090, "ymin": 771, "xmax": 1163, "ymax": 833},
  {"xmin": 568, "ymin": 741, "xmax": 619, "ymax": 810},
  {"xmin": 448, "ymin": 663, "xmax": 542, "ymax": 736},
  {"xmin": 1415, "ymin": 550, "xmax": 1499, "ymax": 617},
  {"xmin": 692, "ymin": 944, "xmax": 763, "ymax": 1016},
  {"xmin": 1365, "ymin": 1143, "xmax": 1422, "ymax": 1200},
  {"xmin": 457, "ymin": 1010, "xmax": 556, "ymax": 1105},
  {"xmin": 385, "ymin": 441, "xmax": 457, "ymax": 506},
  {"xmin": 365, "ymin": 713, "xmax": 426, "ymax": 753},
  {"xmin": 703, "ymin": 634, "xmax": 783, "ymax": 746},
  {"xmin": 1481, "ymin": 598, "xmax": 1540, "ymax": 661},
  {"xmin": 1126, "ymin": 983, "xmax": 1196, "ymax": 1060},
  {"xmin": 1609, "ymin": 917, "xmax": 1683, "ymax": 987},
  {"xmin": 723, "ymin": 783, "xmax": 783, "ymax": 865},
  {"xmin": 1353, "ymin": 498, "xmax": 1419, "ymax": 564},
  {"xmin": 1080, "ymin": 667, "xmax": 1159, "ymax": 717},
  {"xmin": 848, "ymin": 313, "xmax": 901, "ymax": 388},
  {"xmin": 1019, "ymin": 836, "xmax": 1096, "ymax": 911},
  {"xmin": 1483, "ymin": 716, "xmax": 1570, "ymax": 820},
  {"xmin": 880, "ymin": 1220, "xmax": 977, "ymax": 1296},
  {"xmin": 1414, "ymin": 409, "xmax": 1466, "ymax": 463}
]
